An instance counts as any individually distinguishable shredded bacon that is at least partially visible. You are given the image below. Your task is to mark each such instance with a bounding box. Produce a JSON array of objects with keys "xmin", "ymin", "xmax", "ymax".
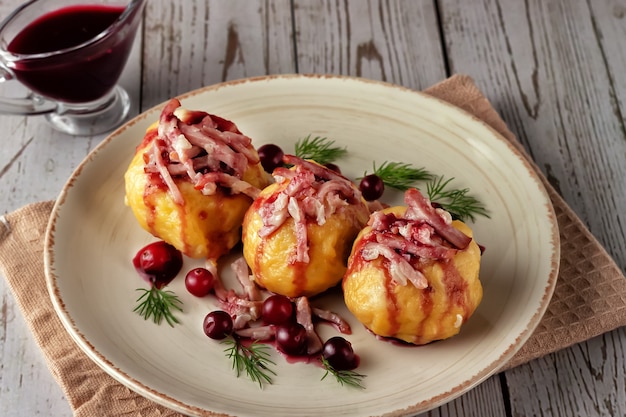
[
  {"xmin": 235, "ymin": 325, "xmax": 274, "ymax": 340},
  {"xmin": 257, "ymin": 155, "xmax": 365, "ymax": 264},
  {"xmin": 220, "ymin": 294, "xmax": 262, "ymax": 330},
  {"xmin": 214, "ymin": 257, "xmax": 353, "ymax": 352},
  {"xmin": 258, "ymin": 193, "xmax": 289, "ymax": 237},
  {"xmin": 404, "ymin": 188, "xmax": 471, "ymax": 249},
  {"xmin": 232, "ymin": 256, "xmax": 262, "ymax": 301},
  {"xmin": 311, "ymin": 307, "xmax": 352, "ymax": 334},
  {"xmin": 148, "ymin": 140, "xmax": 184, "ymax": 205},
  {"xmin": 374, "ymin": 233, "xmax": 456, "ymax": 260},
  {"xmin": 144, "ymin": 98, "xmax": 263, "ymax": 205},
  {"xmin": 210, "ymin": 257, "xmax": 262, "ymax": 330},
  {"xmin": 295, "ymin": 297, "xmax": 323, "ymax": 355},
  {"xmin": 358, "ymin": 188, "xmax": 472, "ymax": 289},
  {"xmin": 361, "ymin": 241, "xmax": 428, "ymax": 288}
]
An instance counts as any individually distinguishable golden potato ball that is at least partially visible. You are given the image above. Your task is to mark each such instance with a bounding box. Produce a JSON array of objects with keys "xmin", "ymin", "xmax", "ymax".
[
  {"xmin": 342, "ymin": 206, "xmax": 482, "ymax": 345},
  {"xmin": 124, "ymin": 124, "xmax": 270, "ymax": 260},
  {"xmin": 242, "ymin": 181, "xmax": 370, "ymax": 298}
]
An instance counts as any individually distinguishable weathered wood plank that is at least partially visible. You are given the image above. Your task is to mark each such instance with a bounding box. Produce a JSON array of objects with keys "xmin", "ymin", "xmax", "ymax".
[
  {"xmin": 0, "ymin": 290, "xmax": 72, "ymax": 417},
  {"xmin": 293, "ymin": 2, "xmax": 507, "ymax": 416},
  {"xmin": 440, "ymin": 0, "xmax": 626, "ymax": 416},
  {"xmin": 293, "ymin": 0, "xmax": 446, "ymax": 89},
  {"xmin": 0, "ymin": 1, "xmax": 143, "ymax": 416},
  {"xmin": 417, "ymin": 374, "xmax": 507, "ymax": 417},
  {"xmin": 440, "ymin": 0, "xmax": 626, "ymax": 272},
  {"xmin": 1, "ymin": 0, "xmax": 623, "ymax": 416},
  {"xmin": 141, "ymin": 0, "xmax": 294, "ymax": 110},
  {"xmin": 505, "ymin": 328, "xmax": 626, "ymax": 417}
]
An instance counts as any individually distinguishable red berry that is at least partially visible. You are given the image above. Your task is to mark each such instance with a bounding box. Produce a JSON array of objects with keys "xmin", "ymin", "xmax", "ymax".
[
  {"xmin": 275, "ymin": 323, "xmax": 308, "ymax": 356},
  {"xmin": 262, "ymin": 295, "xmax": 294, "ymax": 325},
  {"xmin": 185, "ymin": 267, "xmax": 215, "ymax": 297},
  {"xmin": 359, "ymin": 174, "xmax": 385, "ymax": 201},
  {"xmin": 203, "ymin": 311, "xmax": 233, "ymax": 340},
  {"xmin": 257, "ymin": 144, "xmax": 285, "ymax": 173},
  {"xmin": 324, "ymin": 163, "xmax": 342, "ymax": 174},
  {"xmin": 322, "ymin": 336, "xmax": 358, "ymax": 370},
  {"xmin": 132, "ymin": 241, "xmax": 183, "ymax": 288}
]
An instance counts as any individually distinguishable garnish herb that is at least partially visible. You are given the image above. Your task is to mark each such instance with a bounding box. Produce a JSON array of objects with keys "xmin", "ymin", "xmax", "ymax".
[
  {"xmin": 361, "ymin": 159, "xmax": 489, "ymax": 222},
  {"xmin": 134, "ymin": 286, "xmax": 183, "ymax": 327},
  {"xmin": 364, "ymin": 161, "xmax": 433, "ymax": 190},
  {"xmin": 320, "ymin": 356, "xmax": 366, "ymax": 389},
  {"xmin": 426, "ymin": 176, "xmax": 490, "ymax": 223},
  {"xmin": 222, "ymin": 337, "xmax": 277, "ymax": 388},
  {"xmin": 295, "ymin": 135, "xmax": 347, "ymax": 165}
]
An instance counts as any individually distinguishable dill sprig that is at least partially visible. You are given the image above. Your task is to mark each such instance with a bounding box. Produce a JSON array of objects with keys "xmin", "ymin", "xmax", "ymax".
[
  {"xmin": 365, "ymin": 161, "xmax": 433, "ymax": 190},
  {"xmin": 295, "ymin": 135, "xmax": 347, "ymax": 165},
  {"xmin": 320, "ymin": 356, "xmax": 366, "ymax": 389},
  {"xmin": 134, "ymin": 286, "xmax": 183, "ymax": 327},
  {"xmin": 222, "ymin": 337, "xmax": 277, "ymax": 388},
  {"xmin": 426, "ymin": 176, "xmax": 490, "ymax": 223}
]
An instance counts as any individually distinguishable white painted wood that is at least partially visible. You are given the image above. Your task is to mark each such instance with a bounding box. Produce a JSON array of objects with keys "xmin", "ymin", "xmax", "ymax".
[
  {"xmin": 505, "ymin": 328, "xmax": 626, "ymax": 417},
  {"xmin": 293, "ymin": 3, "xmax": 509, "ymax": 416},
  {"xmin": 293, "ymin": 0, "xmax": 446, "ymax": 89},
  {"xmin": 0, "ymin": 289, "xmax": 72, "ymax": 417},
  {"xmin": 0, "ymin": 0, "xmax": 624, "ymax": 416},
  {"xmin": 439, "ymin": 0, "xmax": 626, "ymax": 416},
  {"xmin": 141, "ymin": 0, "xmax": 294, "ymax": 110},
  {"xmin": 0, "ymin": 0, "xmax": 143, "ymax": 415},
  {"xmin": 440, "ymin": 0, "xmax": 626, "ymax": 272}
]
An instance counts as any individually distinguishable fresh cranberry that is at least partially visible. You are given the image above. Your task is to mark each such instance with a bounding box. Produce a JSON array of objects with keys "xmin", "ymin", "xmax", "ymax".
[
  {"xmin": 324, "ymin": 163, "xmax": 342, "ymax": 174},
  {"xmin": 258, "ymin": 144, "xmax": 285, "ymax": 173},
  {"xmin": 132, "ymin": 241, "xmax": 183, "ymax": 288},
  {"xmin": 262, "ymin": 295, "xmax": 294, "ymax": 325},
  {"xmin": 275, "ymin": 323, "xmax": 308, "ymax": 356},
  {"xmin": 185, "ymin": 267, "xmax": 215, "ymax": 297},
  {"xmin": 359, "ymin": 174, "xmax": 385, "ymax": 201},
  {"xmin": 203, "ymin": 311, "xmax": 233, "ymax": 340},
  {"xmin": 322, "ymin": 336, "xmax": 358, "ymax": 370}
]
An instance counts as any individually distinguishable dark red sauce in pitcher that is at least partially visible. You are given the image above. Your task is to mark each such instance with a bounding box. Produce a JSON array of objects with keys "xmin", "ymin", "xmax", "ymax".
[{"xmin": 6, "ymin": 4, "xmax": 135, "ymax": 103}]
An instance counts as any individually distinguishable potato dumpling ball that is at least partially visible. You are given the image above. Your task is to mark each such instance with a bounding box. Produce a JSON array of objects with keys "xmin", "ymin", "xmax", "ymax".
[
  {"xmin": 124, "ymin": 98, "xmax": 271, "ymax": 260},
  {"xmin": 343, "ymin": 188, "xmax": 482, "ymax": 345},
  {"xmin": 242, "ymin": 155, "xmax": 370, "ymax": 298}
]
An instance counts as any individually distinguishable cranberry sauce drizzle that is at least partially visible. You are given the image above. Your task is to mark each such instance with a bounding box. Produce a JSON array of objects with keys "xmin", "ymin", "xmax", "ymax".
[
  {"xmin": 381, "ymin": 262, "xmax": 401, "ymax": 336},
  {"xmin": 440, "ymin": 260, "xmax": 471, "ymax": 317},
  {"xmin": 250, "ymin": 195, "xmax": 268, "ymax": 284}
]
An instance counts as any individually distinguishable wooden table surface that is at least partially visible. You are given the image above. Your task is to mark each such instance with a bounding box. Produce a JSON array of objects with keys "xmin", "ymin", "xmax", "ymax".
[{"xmin": 1, "ymin": 1, "xmax": 625, "ymax": 416}]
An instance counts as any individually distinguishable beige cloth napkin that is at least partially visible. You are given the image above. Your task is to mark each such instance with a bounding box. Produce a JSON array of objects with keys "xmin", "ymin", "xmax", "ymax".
[{"xmin": 1, "ymin": 74, "xmax": 625, "ymax": 416}]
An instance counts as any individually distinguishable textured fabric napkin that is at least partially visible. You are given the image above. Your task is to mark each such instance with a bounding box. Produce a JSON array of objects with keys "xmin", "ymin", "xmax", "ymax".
[{"xmin": 1, "ymin": 74, "xmax": 625, "ymax": 416}]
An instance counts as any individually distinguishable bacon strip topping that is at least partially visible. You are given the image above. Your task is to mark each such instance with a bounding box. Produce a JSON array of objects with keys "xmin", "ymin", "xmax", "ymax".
[
  {"xmin": 257, "ymin": 155, "xmax": 364, "ymax": 264},
  {"xmin": 359, "ymin": 188, "xmax": 472, "ymax": 288},
  {"xmin": 143, "ymin": 98, "xmax": 262, "ymax": 204},
  {"xmin": 403, "ymin": 188, "xmax": 471, "ymax": 250}
]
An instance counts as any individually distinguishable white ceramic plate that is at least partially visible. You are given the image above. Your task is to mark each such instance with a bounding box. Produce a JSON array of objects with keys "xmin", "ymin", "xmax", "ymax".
[{"xmin": 44, "ymin": 75, "xmax": 559, "ymax": 417}]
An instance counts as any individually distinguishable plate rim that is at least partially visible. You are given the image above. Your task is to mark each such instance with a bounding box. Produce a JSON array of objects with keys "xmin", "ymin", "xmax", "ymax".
[{"xmin": 43, "ymin": 73, "xmax": 560, "ymax": 416}]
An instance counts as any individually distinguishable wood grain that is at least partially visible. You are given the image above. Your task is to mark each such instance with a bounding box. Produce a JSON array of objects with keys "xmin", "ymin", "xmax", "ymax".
[
  {"xmin": 293, "ymin": 0, "xmax": 446, "ymax": 89},
  {"xmin": 439, "ymin": 0, "xmax": 626, "ymax": 273},
  {"xmin": 504, "ymin": 329, "xmax": 626, "ymax": 417},
  {"xmin": 440, "ymin": 0, "xmax": 626, "ymax": 416},
  {"xmin": 0, "ymin": 1, "xmax": 143, "ymax": 416},
  {"xmin": 141, "ymin": 0, "xmax": 294, "ymax": 110},
  {"xmin": 0, "ymin": 290, "xmax": 72, "ymax": 416},
  {"xmin": 0, "ymin": 0, "xmax": 624, "ymax": 416},
  {"xmin": 293, "ymin": 2, "xmax": 507, "ymax": 416}
]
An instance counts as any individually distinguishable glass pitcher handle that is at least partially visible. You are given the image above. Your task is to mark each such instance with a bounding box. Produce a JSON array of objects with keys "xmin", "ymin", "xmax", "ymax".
[
  {"xmin": 0, "ymin": 95, "xmax": 57, "ymax": 115},
  {"xmin": 0, "ymin": 66, "xmax": 57, "ymax": 115}
]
